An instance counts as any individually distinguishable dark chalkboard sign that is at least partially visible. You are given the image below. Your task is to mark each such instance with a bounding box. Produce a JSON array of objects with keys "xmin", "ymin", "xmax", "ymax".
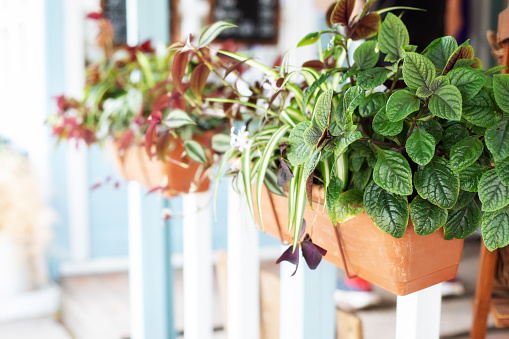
[
  {"xmin": 209, "ymin": 0, "xmax": 279, "ymax": 44},
  {"xmin": 101, "ymin": 0, "xmax": 127, "ymax": 45}
]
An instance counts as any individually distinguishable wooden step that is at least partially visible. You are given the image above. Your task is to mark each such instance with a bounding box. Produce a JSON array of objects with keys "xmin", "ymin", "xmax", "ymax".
[{"xmin": 490, "ymin": 298, "xmax": 509, "ymax": 328}]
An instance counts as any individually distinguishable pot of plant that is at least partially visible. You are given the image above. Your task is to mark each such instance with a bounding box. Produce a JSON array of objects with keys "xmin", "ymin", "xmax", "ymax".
[
  {"xmin": 211, "ymin": 0, "xmax": 509, "ymax": 295},
  {"xmin": 47, "ymin": 15, "xmax": 242, "ymax": 196}
]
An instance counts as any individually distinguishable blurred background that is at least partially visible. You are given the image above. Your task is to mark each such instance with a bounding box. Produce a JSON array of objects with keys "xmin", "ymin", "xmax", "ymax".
[{"xmin": 0, "ymin": 0, "xmax": 508, "ymax": 338}]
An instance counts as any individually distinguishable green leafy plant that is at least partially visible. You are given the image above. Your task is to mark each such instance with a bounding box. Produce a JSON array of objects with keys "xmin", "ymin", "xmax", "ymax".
[{"xmin": 212, "ymin": 0, "xmax": 509, "ymax": 257}]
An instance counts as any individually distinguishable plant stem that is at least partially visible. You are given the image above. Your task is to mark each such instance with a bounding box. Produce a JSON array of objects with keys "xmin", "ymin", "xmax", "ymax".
[
  {"xmin": 388, "ymin": 63, "xmax": 401, "ymax": 96},
  {"xmin": 402, "ymin": 103, "xmax": 428, "ymax": 149},
  {"xmin": 195, "ymin": 49, "xmax": 242, "ymax": 98},
  {"xmin": 342, "ymin": 41, "xmax": 356, "ymax": 86}
]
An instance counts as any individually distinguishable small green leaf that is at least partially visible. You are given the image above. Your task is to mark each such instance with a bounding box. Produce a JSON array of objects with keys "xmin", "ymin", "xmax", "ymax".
[
  {"xmin": 430, "ymin": 76, "xmax": 450, "ymax": 91},
  {"xmin": 326, "ymin": 175, "xmax": 344, "ymax": 214},
  {"xmin": 303, "ymin": 149, "xmax": 321, "ymax": 179},
  {"xmin": 453, "ymin": 59, "xmax": 475, "ymax": 68},
  {"xmin": 416, "ymin": 86, "xmax": 433, "ymax": 98},
  {"xmin": 410, "ymin": 195, "xmax": 448, "ymax": 236},
  {"xmin": 164, "ymin": 110, "xmax": 196, "ymax": 129},
  {"xmin": 378, "ymin": 13, "xmax": 409, "ymax": 60},
  {"xmin": 386, "ymin": 90, "xmax": 421, "ymax": 122},
  {"xmin": 313, "ymin": 89, "xmax": 334, "ymax": 130},
  {"xmin": 198, "ymin": 21, "xmax": 237, "ymax": 48},
  {"xmin": 428, "ymin": 85, "xmax": 462, "ymax": 120},
  {"xmin": 353, "ymin": 40, "xmax": 379, "ymax": 70},
  {"xmin": 444, "ymin": 200, "xmax": 482, "ymax": 240},
  {"xmin": 211, "ymin": 134, "xmax": 231, "ymax": 153},
  {"xmin": 443, "ymin": 123, "xmax": 469, "ymax": 153},
  {"xmin": 353, "ymin": 166, "xmax": 373, "ymax": 190},
  {"xmin": 479, "ymin": 169, "xmax": 509, "ymax": 212},
  {"xmin": 302, "ymin": 73, "xmax": 328, "ymax": 111},
  {"xmin": 364, "ymin": 180, "xmax": 409, "ymax": 238},
  {"xmin": 423, "ymin": 36, "xmax": 458, "ymax": 71},
  {"xmin": 372, "ymin": 108, "xmax": 403, "ymax": 136},
  {"xmin": 495, "ymin": 157, "xmax": 509, "ymax": 186},
  {"xmin": 482, "ymin": 205, "xmax": 509, "ymax": 251},
  {"xmin": 331, "ymin": 190, "xmax": 365, "ymax": 223},
  {"xmin": 414, "ymin": 156, "xmax": 460, "ymax": 208},
  {"xmin": 373, "ymin": 149, "xmax": 413, "ymax": 196},
  {"xmin": 493, "ymin": 74, "xmax": 509, "ymax": 112},
  {"xmin": 462, "ymin": 89, "xmax": 501, "ymax": 128},
  {"xmin": 185, "ymin": 140, "xmax": 208, "ymax": 164},
  {"xmin": 443, "ymin": 41, "xmax": 475, "ymax": 74},
  {"xmin": 297, "ymin": 32, "xmax": 320, "ymax": 47},
  {"xmin": 449, "ymin": 136, "xmax": 483, "ymax": 171},
  {"xmin": 486, "ymin": 117, "xmax": 509, "ymax": 160},
  {"xmin": 288, "ymin": 121, "xmax": 313, "ymax": 166},
  {"xmin": 451, "ymin": 190, "xmax": 476, "ymax": 210},
  {"xmin": 458, "ymin": 163, "xmax": 488, "ymax": 192},
  {"xmin": 402, "ymin": 52, "xmax": 436, "ymax": 89},
  {"xmin": 343, "ymin": 86, "xmax": 365, "ymax": 113},
  {"xmin": 447, "ymin": 67, "xmax": 486, "ymax": 100},
  {"xmin": 359, "ymin": 92, "xmax": 387, "ymax": 117},
  {"xmin": 406, "ymin": 127, "xmax": 435, "ymax": 165},
  {"xmin": 303, "ymin": 126, "xmax": 323, "ymax": 147},
  {"xmin": 357, "ymin": 68, "xmax": 390, "ymax": 90},
  {"xmin": 335, "ymin": 131, "xmax": 362, "ymax": 156},
  {"xmin": 484, "ymin": 65, "xmax": 508, "ymax": 76},
  {"xmin": 418, "ymin": 120, "xmax": 442, "ymax": 144}
]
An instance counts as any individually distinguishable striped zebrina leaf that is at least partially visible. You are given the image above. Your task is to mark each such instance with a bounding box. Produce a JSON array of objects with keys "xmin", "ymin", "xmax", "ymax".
[
  {"xmin": 444, "ymin": 200, "xmax": 482, "ymax": 240},
  {"xmin": 449, "ymin": 136, "xmax": 483, "ymax": 172},
  {"xmin": 255, "ymin": 125, "xmax": 290, "ymax": 231},
  {"xmin": 364, "ymin": 180, "xmax": 408, "ymax": 238},
  {"xmin": 414, "ymin": 156, "xmax": 459, "ymax": 209},
  {"xmin": 482, "ymin": 205, "xmax": 509, "ymax": 251},
  {"xmin": 410, "ymin": 195, "xmax": 448, "ymax": 236},
  {"xmin": 478, "ymin": 169, "xmax": 509, "ymax": 212},
  {"xmin": 373, "ymin": 149, "xmax": 413, "ymax": 196}
]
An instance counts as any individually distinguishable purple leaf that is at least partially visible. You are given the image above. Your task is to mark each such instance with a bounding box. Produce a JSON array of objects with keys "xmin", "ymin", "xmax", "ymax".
[
  {"xmin": 276, "ymin": 245, "xmax": 300, "ymax": 276},
  {"xmin": 279, "ymin": 142, "xmax": 287, "ymax": 157},
  {"xmin": 277, "ymin": 157, "xmax": 294, "ymax": 187},
  {"xmin": 301, "ymin": 239, "xmax": 327, "ymax": 270}
]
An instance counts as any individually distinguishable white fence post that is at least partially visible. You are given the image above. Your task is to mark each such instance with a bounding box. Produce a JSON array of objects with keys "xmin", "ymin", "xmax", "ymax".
[
  {"xmin": 395, "ymin": 283, "xmax": 442, "ymax": 339},
  {"xmin": 182, "ymin": 192, "xmax": 213, "ymax": 339},
  {"xmin": 227, "ymin": 179, "xmax": 260, "ymax": 339}
]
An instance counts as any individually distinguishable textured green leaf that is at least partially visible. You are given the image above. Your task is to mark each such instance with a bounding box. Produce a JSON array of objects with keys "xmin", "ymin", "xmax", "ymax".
[
  {"xmin": 386, "ymin": 90, "xmax": 421, "ymax": 122},
  {"xmin": 359, "ymin": 92, "xmax": 387, "ymax": 118},
  {"xmin": 406, "ymin": 128, "xmax": 435, "ymax": 165},
  {"xmin": 331, "ymin": 190, "xmax": 365, "ymax": 223},
  {"xmin": 335, "ymin": 131, "xmax": 362, "ymax": 156},
  {"xmin": 447, "ymin": 67, "xmax": 486, "ymax": 100},
  {"xmin": 418, "ymin": 120, "xmax": 442, "ymax": 144},
  {"xmin": 453, "ymin": 59, "xmax": 475, "ymax": 68},
  {"xmin": 303, "ymin": 149, "xmax": 321, "ymax": 181},
  {"xmin": 378, "ymin": 13, "xmax": 409, "ymax": 60},
  {"xmin": 373, "ymin": 149, "xmax": 413, "ymax": 195},
  {"xmin": 364, "ymin": 180, "xmax": 409, "ymax": 238},
  {"xmin": 479, "ymin": 169, "xmax": 509, "ymax": 212},
  {"xmin": 313, "ymin": 89, "xmax": 334, "ymax": 130},
  {"xmin": 185, "ymin": 140, "xmax": 208, "ymax": 164},
  {"xmin": 482, "ymin": 205, "xmax": 509, "ymax": 251},
  {"xmin": 343, "ymin": 86, "xmax": 365, "ymax": 113},
  {"xmin": 423, "ymin": 36, "xmax": 458, "ymax": 71},
  {"xmin": 353, "ymin": 166, "xmax": 372, "ymax": 190},
  {"xmin": 353, "ymin": 40, "xmax": 379, "ymax": 70},
  {"xmin": 428, "ymin": 85, "xmax": 462, "ymax": 120},
  {"xmin": 416, "ymin": 86, "xmax": 433, "ymax": 98},
  {"xmin": 484, "ymin": 65, "xmax": 508, "ymax": 76},
  {"xmin": 462, "ymin": 89, "xmax": 501, "ymax": 128},
  {"xmin": 164, "ymin": 110, "xmax": 196, "ymax": 128},
  {"xmin": 443, "ymin": 123, "xmax": 469, "ymax": 153},
  {"xmin": 458, "ymin": 163, "xmax": 488, "ymax": 192},
  {"xmin": 486, "ymin": 117, "xmax": 509, "ymax": 160},
  {"xmin": 493, "ymin": 74, "xmax": 509, "ymax": 113},
  {"xmin": 288, "ymin": 121, "xmax": 313, "ymax": 166},
  {"xmin": 495, "ymin": 157, "xmax": 509, "ymax": 186},
  {"xmin": 357, "ymin": 68, "xmax": 390, "ymax": 90},
  {"xmin": 410, "ymin": 195, "xmax": 448, "ymax": 236},
  {"xmin": 430, "ymin": 76, "xmax": 450, "ymax": 91},
  {"xmin": 302, "ymin": 72, "xmax": 328, "ymax": 111},
  {"xmin": 297, "ymin": 32, "xmax": 320, "ymax": 47},
  {"xmin": 402, "ymin": 52, "xmax": 436, "ymax": 89},
  {"xmin": 450, "ymin": 189, "xmax": 476, "ymax": 210},
  {"xmin": 326, "ymin": 175, "xmax": 344, "ymax": 214},
  {"xmin": 414, "ymin": 156, "xmax": 460, "ymax": 208},
  {"xmin": 449, "ymin": 136, "xmax": 484, "ymax": 171},
  {"xmin": 372, "ymin": 108, "xmax": 403, "ymax": 136},
  {"xmin": 444, "ymin": 200, "xmax": 482, "ymax": 240},
  {"xmin": 303, "ymin": 126, "xmax": 323, "ymax": 146}
]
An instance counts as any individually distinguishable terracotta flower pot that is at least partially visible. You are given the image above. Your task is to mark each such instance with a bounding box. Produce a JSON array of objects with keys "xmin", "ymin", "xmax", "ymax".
[
  {"xmin": 254, "ymin": 185, "xmax": 464, "ymax": 296},
  {"xmin": 110, "ymin": 131, "xmax": 213, "ymax": 198}
]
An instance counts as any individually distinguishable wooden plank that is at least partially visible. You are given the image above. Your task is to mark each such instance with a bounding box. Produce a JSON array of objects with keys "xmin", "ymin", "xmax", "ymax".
[
  {"xmin": 336, "ymin": 309, "xmax": 363, "ymax": 339},
  {"xmin": 395, "ymin": 283, "xmax": 442, "ymax": 339},
  {"xmin": 490, "ymin": 298, "xmax": 509, "ymax": 328}
]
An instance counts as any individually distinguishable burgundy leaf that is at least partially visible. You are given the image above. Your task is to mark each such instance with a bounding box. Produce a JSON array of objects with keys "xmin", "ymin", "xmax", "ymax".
[
  {"xmin": 172, "ymin": 51, "xmax": 190, "ymax": 94},
  {"xmin": 301, "ymin": 240, "xmax": 326, "ymax": 270},
  {"xmin": 302, "ymin": 60, "xmax": 326, "ymax": 72},
  {"xmin": 348, "ymin": 12, "xmax": 381, "ymax": 41},
  {"xmin": 279, "ymin": 142, "xmax": 288, "ymax": 157},
  {"xmin": 277, "ymin": 157, "xmax": 294, "ymax": 187},
  {"xmin": 139, "ymin": 39, "xmax": 155, "ymax": 54},
  {"xmin": 276, "ymin": 245, "xmax": 300, "ymax": 276},
  {"xmin": 330, "ymin": 0, "xmax": 355, "ymax": 26},
  {"xmin": 156, "ymin": 132, "xmax": 172, "ymax": 162},
  {"xmin": 190, "ymin": 63, "xmax": 211, "ymax": 101},
  {"xmin": 224, "ymin": 58, "xmax": 250, "ymax": 79},
  {"xmin": 306, "ymin": 171, "xmax": 314, "ymax": 206},
  {"xmin": 118, "ymin": 129, "xmax": 135, "ymax": 151},
  {"xmin": 90, "ymin": 182, "xmax": 102, "ymax": 191},
  {"xmin": 145, "ymin": 123, "xmax": 157, "ymax": 159},
  {"xmin": 443, "ymin": 45, "xmax": 474, "ymax": 74},
  {"xmin": 86, "ymin": 12, "xmax": 103, "ymax": 20},
  {"xmin": 147, "ymin": 186, "xmax": 163, "ymax": 195}
]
